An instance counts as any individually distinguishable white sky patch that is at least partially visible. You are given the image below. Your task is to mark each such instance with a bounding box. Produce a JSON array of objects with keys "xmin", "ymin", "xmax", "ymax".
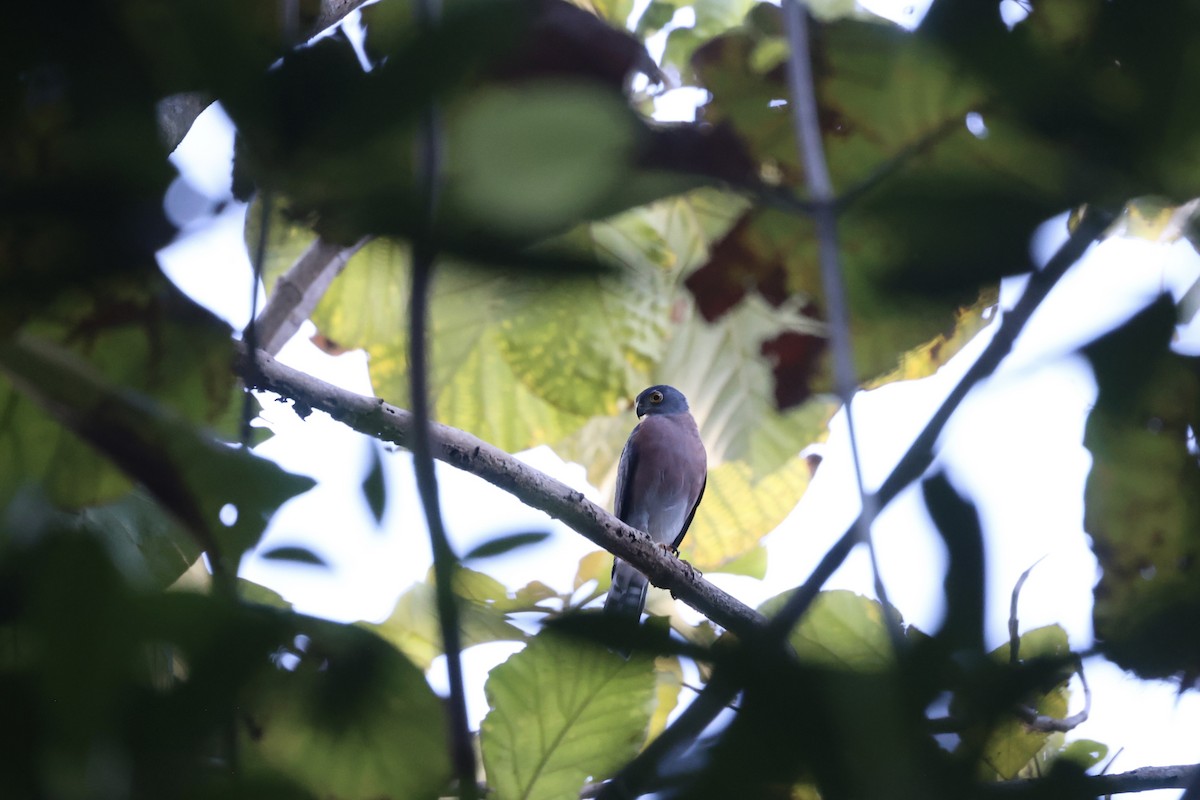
[
  {"xmin": 857, "ymin": 0, "xmax": 935, "ymax": 30},
  {"xmin": 1000, "ymin": 0, "xmax": 1032, "ymax": 29},
  {"xmin": 168, "ymin": 102, "xmax": 236, "ymax": 197},
  {"xmin": 965, "ymin": 110, "xmax": 988, "ymax": 139}
]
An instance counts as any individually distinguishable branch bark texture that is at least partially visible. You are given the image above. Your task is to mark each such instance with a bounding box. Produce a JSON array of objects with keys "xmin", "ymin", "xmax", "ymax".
[
  {"xmin": 234, "ymin": 346, "xmax": 768, "ymax": 638},
  {"xmin": 992, "ymin": 764, "xmax": 1200, "ymax": 796},
  {"xmin": 251, "ymin": 236, "xmax": 368, "ymax": 355}
]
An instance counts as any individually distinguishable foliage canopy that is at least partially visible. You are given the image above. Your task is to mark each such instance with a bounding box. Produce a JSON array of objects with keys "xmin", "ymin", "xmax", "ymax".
[{"xmin": 3, "ymin": 0, "xmax": 1200, "ymax": 798}]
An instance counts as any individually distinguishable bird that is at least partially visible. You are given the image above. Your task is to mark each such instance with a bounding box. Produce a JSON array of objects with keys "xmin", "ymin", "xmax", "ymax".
[{"xmin": 603, "ymin": 385, "xmax": 707, "ymax": 645}]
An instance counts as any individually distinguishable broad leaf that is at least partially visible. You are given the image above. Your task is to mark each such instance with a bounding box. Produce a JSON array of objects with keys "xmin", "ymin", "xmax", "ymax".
[
  {"xmin": 681, "ymin": 455, "xmax": 809, "ymax": 575},
  {"xmin": 464, "ymin": 531, "xmax": 552, "ymax": 561},
  {"xmin": 760, "ymin": 590, "xmax": 898, "ymax": 671},
  {"xmin": 972, "ymin": 625, "xmax": 1071, "ymax": 780},
  {"xmin": 481, "ymin": 631, "xmax": 656, "ymax": 800},
  {"xmin": 244, "ymin": 618, "xmax": 452, "ymax": 800},
  {"xmin": 0, "ymin": 334, "xmax": 314, "ymax": 570},
  {"xmin": 0, "ymin": 279, "xmax": 239, "ymax": 511},
  {"xmin": 370, "ymin": 576, "xmax": 526, "ymax": 671},
  {"xmin": 1083, "ymin": 297, "xmax": 1200, "ymax": 679},
  {"xmin": 75, "ymin": 489, "xmax": 203, "ymax": 590},
  {"xmin": 647, "ymin": 656, "xmax": 684, "ymax": 744}
]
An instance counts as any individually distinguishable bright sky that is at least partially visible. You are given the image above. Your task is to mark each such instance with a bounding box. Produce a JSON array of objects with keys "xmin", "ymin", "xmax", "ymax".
[{"xmin": 157, "ymin": 5, "xmax": 1200, "ymax": 794}]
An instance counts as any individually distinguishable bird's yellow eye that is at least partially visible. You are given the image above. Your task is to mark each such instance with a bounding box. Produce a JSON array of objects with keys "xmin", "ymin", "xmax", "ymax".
[{"xmin": 649, "ymin": 390, "xmax": 664, "ymax": 404}]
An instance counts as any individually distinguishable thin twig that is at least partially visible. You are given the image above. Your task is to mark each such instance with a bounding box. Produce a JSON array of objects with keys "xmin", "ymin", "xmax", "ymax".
[
  {"xmin": 1016, "ymin": 654, "xmax": 1091, "ymax": 733},
  {"xmin": 251, "ymin": 235, "xmax": 369, "ymax": 355},
  {"xmin": 1004, "ymin": 556, "xmax": 1090, "ymax": 733},
  {"xmin": 780, "ymin": 0, "xmax": 898, "ymax": 651},
  {"xmin": 988, "ymin": 763, "xmax": 1200, "ymax": 796},
  {"xmin": 1008, "ymin": 555, "xmax": 1048, "ymax": 665}
]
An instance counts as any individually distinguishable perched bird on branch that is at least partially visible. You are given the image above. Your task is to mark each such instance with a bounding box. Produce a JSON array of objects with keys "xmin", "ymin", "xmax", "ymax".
[{"xmin": 604, "ymin": 385, "xmax": 707, "ymax": 650}]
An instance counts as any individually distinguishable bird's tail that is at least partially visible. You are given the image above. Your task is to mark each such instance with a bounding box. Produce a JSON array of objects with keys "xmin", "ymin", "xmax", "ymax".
[{"xmin": 604, "ymin": 559, "xmax": 649, "ymax": 655}]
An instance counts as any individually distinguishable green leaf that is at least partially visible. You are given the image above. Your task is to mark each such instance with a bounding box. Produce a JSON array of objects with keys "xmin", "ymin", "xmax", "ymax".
[
  {"xmin": 636, "ymin": 0, "xmax": 678, "ymax": 36},
  {"xmin": 684, "ymin": 13, "xmax": 1114, "ymax": 400},
  {"xmin": 361, "ymin": 443, "xmax": 388, "ymax": 525},
  {"xmin": 709, "ymin": 543, "xmax": 767, "ymax": 579},
  {"xmin": 865, "ymin": 289, "xmax": 998, "ymax": 389},
  {"xmin": 464, "ymin": 531, "xmax": 552, "ymax": 561},
  {"xmin": 0, "ymin": 280, "xmax": 240, "ymax": 510},
  {"xmin": 276, "ymin": 231, "xmax": 595, "ymax": 452},
  {"xmin": 260, "ymin": 546, "xmax": 328, "ymax": 567},
  {"xmin": 443, "ymin": 83, "xmax": 639, "ymax": 239},
  {"xmin": 454, "ymin": 565, "xmax": 560, "ymax": 613},
  {"xmin": 0, "ymin": 334, "xmax": 315, "ymax": 570},
  {"xmin": 593, "ymin": 0, "xmax": 636, "ymax": 26},
  {"xmin": 244, "ymin": 619, "xmax": 452, "ymax": 800},
  {"xmin": 1, "ymin": 3, "xmax": 177, "ymax": 325},
  {"xmin": 647, "ymin": 656, "xmax": 684, "ymax": 743},
  {"xmin": 237, "ymin": 575, "xmax": 294, "ymax": 609},
  {"xmin": 682, "ymin": 455, "xmax": 810, "ymax": 573},
  {"xmin": 973, "ymin": 625, "xmax": 1071, "ymax": 780},
  {"xmin": 1057, "ymin": 739, "xmax": 1109, "ymax": 771},
  {"xmin": 75, "ymin": 489, "xmax": 203, "ymax": 590},
  {"xmin": 1082, "ymin": 297, "xmax": 1200, "ymax": 679},
  {"xmin": 481, "ymin": 631, "xmax": 656, "ymax": 800},
  {"xmin": 924, "ymin": 0, "xmax": 1200, "ymax": 203},
  {"xmin": 369, "ymin": 569, "xmax": 527, "ymax": 670},
  {"xmin": 574, "ymin": 549, "xmax": 613, "ymax": 592},
  {"xmin": 759, "ymin": 590, "xmax": 897, "ymax": 671}
]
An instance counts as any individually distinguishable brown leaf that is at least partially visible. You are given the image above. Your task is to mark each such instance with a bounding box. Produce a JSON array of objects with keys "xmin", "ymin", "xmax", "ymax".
[
  {"xmin": 760, "ymin": 329, "xmax": 827, "ymax": 410},
  {"xmin": 684, "ymin": 213, "xmax": 794, "ymax": 322}
]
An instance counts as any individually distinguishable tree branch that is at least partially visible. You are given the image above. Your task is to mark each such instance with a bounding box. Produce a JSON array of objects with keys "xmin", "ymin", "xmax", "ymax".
[
  {"xmin": 249, "ymin": 235, "xmax": 369, "ymax": 355},
  {"xmin": 233, "ymin": 345, "xmax": 769, "ymax": 640},
  {"xmin": 990, "ymin": 764, "xmax": 1200, "ymax": 796}
]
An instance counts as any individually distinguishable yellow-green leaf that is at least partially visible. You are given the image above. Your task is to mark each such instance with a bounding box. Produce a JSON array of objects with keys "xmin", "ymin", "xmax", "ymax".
[
  {"xmin": 481, "ymin": 631, "xmax": 656, "ymax": 800},
  {"xmin": 245, "ymin": 620, "xmax": 451, "ymax": 799},
  {"xmin": 975, "ymin": 625, "xmax": 1071, "ymax": 780},
  {"xmin": 369, "ymin": 574, "xmax": 526, "ymax": 670},
  {"xmin": 646, "ymin": 656, "xmax": 684, "ymax": 744},
  {"xmin": 759, "ymin": 590, "xmax": 897, "ymax": 671}
]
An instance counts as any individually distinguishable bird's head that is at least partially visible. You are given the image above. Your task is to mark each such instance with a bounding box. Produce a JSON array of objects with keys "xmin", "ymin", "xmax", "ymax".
[{"xmin": 635, "ymin": 385, "xmax": 690, "ymax": 418}]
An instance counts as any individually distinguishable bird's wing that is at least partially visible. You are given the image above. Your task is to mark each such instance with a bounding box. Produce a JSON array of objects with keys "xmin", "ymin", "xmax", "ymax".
[
  {"xmin": 614, "ymin": 422, "xmax": 640, "ymax": 523},
  {"xmin": 672, "ymin": 474, "xmax": 705, "ymax": 551}
]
